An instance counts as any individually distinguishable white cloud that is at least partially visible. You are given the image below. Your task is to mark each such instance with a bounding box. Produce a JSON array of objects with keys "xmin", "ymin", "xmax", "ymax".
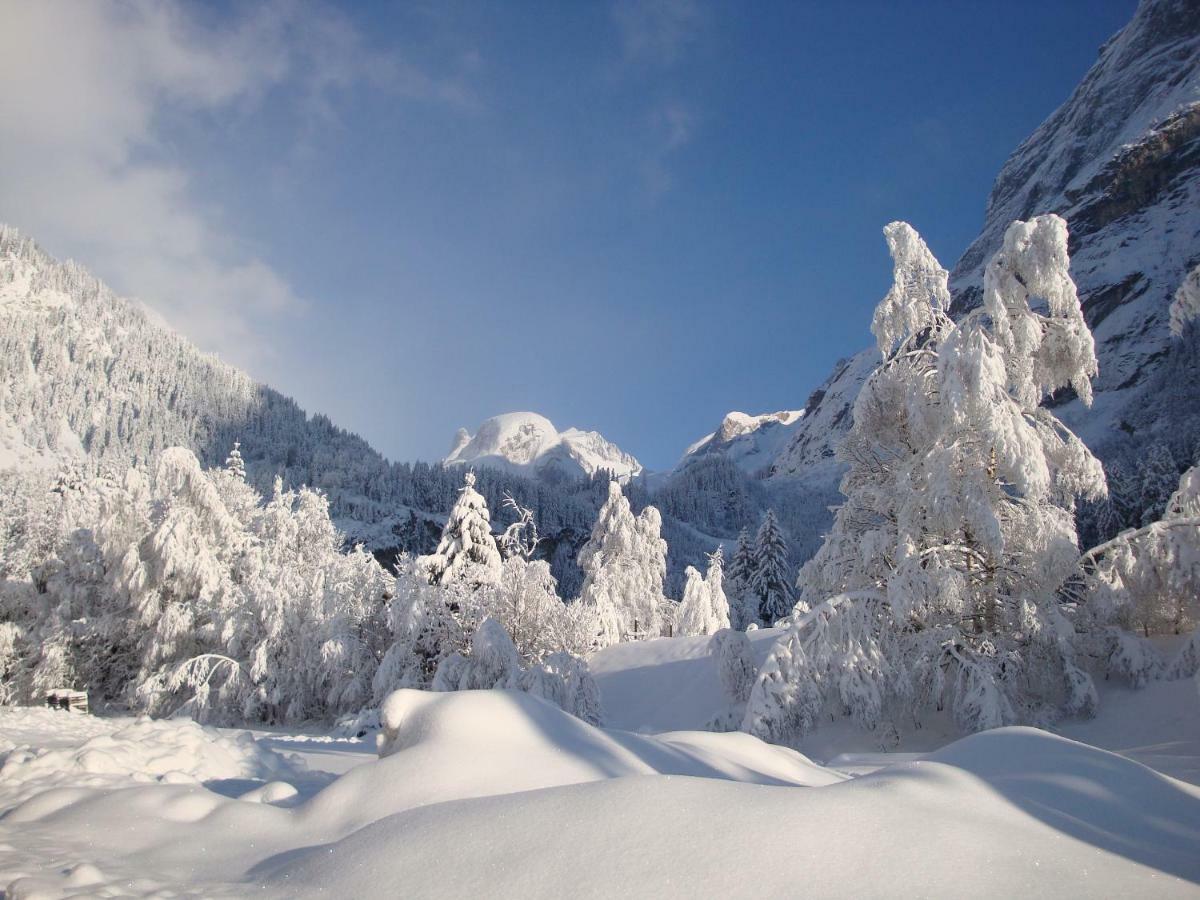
[{"xmin": 0, "ymin": 0, "xmax": 473, "ymax": 369}]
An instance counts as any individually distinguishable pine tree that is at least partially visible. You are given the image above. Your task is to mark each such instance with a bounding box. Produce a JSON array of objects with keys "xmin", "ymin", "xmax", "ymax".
[
  {"xmin": 752, "ymin": 510, "xmax": 792, "ymax": 625},
  {"xmin": 1138, "ymin": 443, "xmax": 1180, "ymax": 526},
  {"xmin": 725, "ymin": 528, "xmax": 757, "ymax": 629},
  {"xmin": 419, "ymin": 471, "xmax": 503, "ymax": 587},
  {"xmin": 224, "ymin": 441, "xmax": 246, "ymax": 480}
]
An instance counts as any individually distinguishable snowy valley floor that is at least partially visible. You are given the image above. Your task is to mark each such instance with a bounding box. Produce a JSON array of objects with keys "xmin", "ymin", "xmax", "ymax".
[{"xmin": 0, "ymin": 639, "xmax": 1197, "ymax": 898}]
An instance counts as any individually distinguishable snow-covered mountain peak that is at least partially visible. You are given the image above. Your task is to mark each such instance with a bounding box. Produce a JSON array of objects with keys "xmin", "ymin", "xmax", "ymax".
[
  {"xmin": 677, "ymin": 408, "xmax": 807, "ymax": 475},
  {"xmin": 715, "ymin": 410, "xmax": 803, "ymax": 444},
  {"xmin": 445, "ymin": 412, "xmax": 642, "ymax": 482}
]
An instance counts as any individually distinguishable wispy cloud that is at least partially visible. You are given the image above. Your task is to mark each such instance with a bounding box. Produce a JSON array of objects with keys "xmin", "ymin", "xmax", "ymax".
[
  {"xmin": 612, "ymin": 0, "xmax": 704, "ymax": 69},
  {"xmin": 0, "ymin": 0, "xmax": 475, "ymax": 370},
  {"xmin": 641, "ymin": 102, "xmax": 697, "ymax": 198},
  {"xmin": 606, "ymin": 0, "xmax": 706, "ymax": 201}
]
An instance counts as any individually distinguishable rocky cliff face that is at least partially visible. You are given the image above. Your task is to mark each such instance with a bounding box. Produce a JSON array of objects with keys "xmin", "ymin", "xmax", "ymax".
[{"xmin": 769, "ymin": 0, "xmax": 1200, "ymax": 528}]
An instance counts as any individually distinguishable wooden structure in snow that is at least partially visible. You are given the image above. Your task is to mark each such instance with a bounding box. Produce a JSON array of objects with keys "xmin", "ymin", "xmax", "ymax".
[{"xmin": 45, "ymin": 689, "xmax": 89, "ymax": 713}]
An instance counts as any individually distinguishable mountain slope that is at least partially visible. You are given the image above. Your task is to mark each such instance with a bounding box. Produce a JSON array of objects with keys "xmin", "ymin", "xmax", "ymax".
[
  {"xmin": 675, "ymin": 409, "xmax": 805, "ymax": 476},
  {"xmin": 769, "ymin": 0, "xmax": 1200, "ymax": 537},
  {"xmin": 445, "ymin": 412, "xmax": 642, "ymax": 483},
  {"xmin": 0, "ymin": 226, "xmax": 616, "ymax": 566}
]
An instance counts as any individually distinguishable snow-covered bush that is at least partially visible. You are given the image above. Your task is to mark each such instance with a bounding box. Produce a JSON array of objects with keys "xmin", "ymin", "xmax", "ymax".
[
  {"xmin": 1081, "ymin": 464, "xmax": 1200, "ymax": 679},
  {"xmin": 432, "ymin": 618, "xmax": 604, "ymax": 724},
  {"xmin": 705, "ymin": 627, "xmax": 757, "ymax": 732}
]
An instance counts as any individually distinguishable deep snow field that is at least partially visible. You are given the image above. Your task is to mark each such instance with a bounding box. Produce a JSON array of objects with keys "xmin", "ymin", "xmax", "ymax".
[{"xmin": 2, "ymin": 636, "xmax": 1199, "ymax": 898}]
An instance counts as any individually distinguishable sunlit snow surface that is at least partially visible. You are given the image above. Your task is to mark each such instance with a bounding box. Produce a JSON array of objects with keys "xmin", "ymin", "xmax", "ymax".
[{"xmin": 2, "ymin": 685, "xmax": 1200, "ymax": 898}]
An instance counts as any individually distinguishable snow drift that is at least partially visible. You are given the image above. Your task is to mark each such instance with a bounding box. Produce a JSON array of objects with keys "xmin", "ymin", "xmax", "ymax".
[{"xmin": 3, "ymin": 689, "xmax": 1200, "ymax": 898}]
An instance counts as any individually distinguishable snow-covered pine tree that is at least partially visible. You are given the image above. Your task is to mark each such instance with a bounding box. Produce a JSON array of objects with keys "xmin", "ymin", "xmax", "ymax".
[
  {"xmin": 747, "ymin": 216, "xmax": 1107, "ymax": 745},
  {"xmin": 419, "ymin": 471, "xmax": 503, "ymax": 587},
  {"xmin": 752, "ymin": 510, "xmax": 792, "ymax": 625},
  {"xmin": 1138, "ymin": 442, "xmax": 1181, "ymax": 526},
  {"xmin": 225, "ymin": 441, "xmax": 246, "ymax": 480},
  {"xmin": 577, "ymin": 480, "xmax": 668, "ymax": 646},
  {"xmin": 725, "ymin": 527, "xmax": 757, "ymax": 629}
]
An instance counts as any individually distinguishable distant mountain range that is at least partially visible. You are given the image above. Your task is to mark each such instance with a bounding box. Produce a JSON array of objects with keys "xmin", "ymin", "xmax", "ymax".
[{"xmin": 2, "ymin": 0, "xmax": 1194, "ymax": 589}]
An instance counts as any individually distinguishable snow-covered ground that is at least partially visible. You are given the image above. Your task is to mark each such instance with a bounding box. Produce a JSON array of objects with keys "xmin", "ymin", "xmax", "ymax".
[
  {"xmin": 3, "ymin": 673, "xmax": 1200, "ymax": 898},
  {"xmin": 592, "ymin": 631, "xmax": 1200, "ymax": 784}
]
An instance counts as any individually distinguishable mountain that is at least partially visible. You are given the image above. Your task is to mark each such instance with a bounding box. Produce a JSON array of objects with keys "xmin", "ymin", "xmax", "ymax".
[
  {"xmin": 675, "ymin": 409, "xmax": 805, "ymax": 476},
  {"xmin": 0, "ymin": 226, "xmax": 616, "ymax": 566},
  {"xmin": 445, "ymin": 412, "xmax": 642, "ymax": 483},
  {"xmin": 769, "ymin": 0, "xmax": 1200, "ymax": 540}
]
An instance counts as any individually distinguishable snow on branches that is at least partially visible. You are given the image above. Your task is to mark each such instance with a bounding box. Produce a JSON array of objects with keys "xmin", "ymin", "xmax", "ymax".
[
  {"xmin": 748, "ymin": 216, "xmax": 1109, "ymax": 746},
  {"xmin": 419, "ymin": 471, "xmax": 503, "ymax": 587},
  {"xmin": 577, "ymin": 480, "xmax": 668, "ymax": 646},
  {"xmin": 676, "ymin": 548, "xmax": 732, "ymax": 637}
]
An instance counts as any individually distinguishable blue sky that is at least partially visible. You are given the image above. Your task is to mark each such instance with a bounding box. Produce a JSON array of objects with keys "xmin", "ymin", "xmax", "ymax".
[{"xmin": 0, "ymin": 0, "xmax": 1137, "ymax": 469}]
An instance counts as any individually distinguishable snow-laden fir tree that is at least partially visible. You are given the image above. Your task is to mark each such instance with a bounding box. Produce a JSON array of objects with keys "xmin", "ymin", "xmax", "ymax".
[
  {"xmin": 577, "ymin": 480, "xmax": 668, "ymax": 646},
  {"xmin": 725, "ymin": 527, "xmax": 758, "ymax": 629},
  {"xmin": 676, "ymin": 547, "xmax": 732, "ymax": 637},
  {"xmin": 746, "ymin": 215, "xmax": 1108, "ymax": 745},
  {"xmin": 419, "ymin": 470, "xmax": 503, "ymax": 586},
  {"xmin": 751, "ymin": 510, "xmax": 792, "ymax": 626},
  {"xmin": 225, "ymin": 441, "xmax": 246, "ymax": 480}
]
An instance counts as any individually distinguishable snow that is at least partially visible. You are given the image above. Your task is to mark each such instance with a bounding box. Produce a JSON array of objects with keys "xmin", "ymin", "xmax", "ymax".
[
  {"xmin": 445, "ymin": 411, "xmax": 643, "ymax": 482},
  {"xmin": 592, "ymin": 627, "xmax": 1200, "ymax": 781},
  {"xmin": 590, "ymin": 629, "xmax": 785, "ymax": 732},
  {"xmin": 677, "ymin": 408, "xmax": 806, "ymax": 476},
  {"xmin": 3, "ymin": 678, "xmax": 1200, "ymax": 897}
]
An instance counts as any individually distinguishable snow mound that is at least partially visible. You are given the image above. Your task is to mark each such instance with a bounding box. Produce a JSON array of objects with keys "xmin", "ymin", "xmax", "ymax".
[
  {"xmin": 0, "ymin": 710, "xmax": 304, "ymax": 816},
  {"xmin": 4, "ymin": 692, "xmax": 1200, "ymax": 897},
  {"xmin": 267, "ymin": 726, "xmax": 1200, "ymax": 898},
  {"xmin": 445, "ymin": 411, "xmax": 642, "ymax": 482},
  {"xmin": 303, "ymin": 688, "xmax": 837, "ymax": 833}
]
